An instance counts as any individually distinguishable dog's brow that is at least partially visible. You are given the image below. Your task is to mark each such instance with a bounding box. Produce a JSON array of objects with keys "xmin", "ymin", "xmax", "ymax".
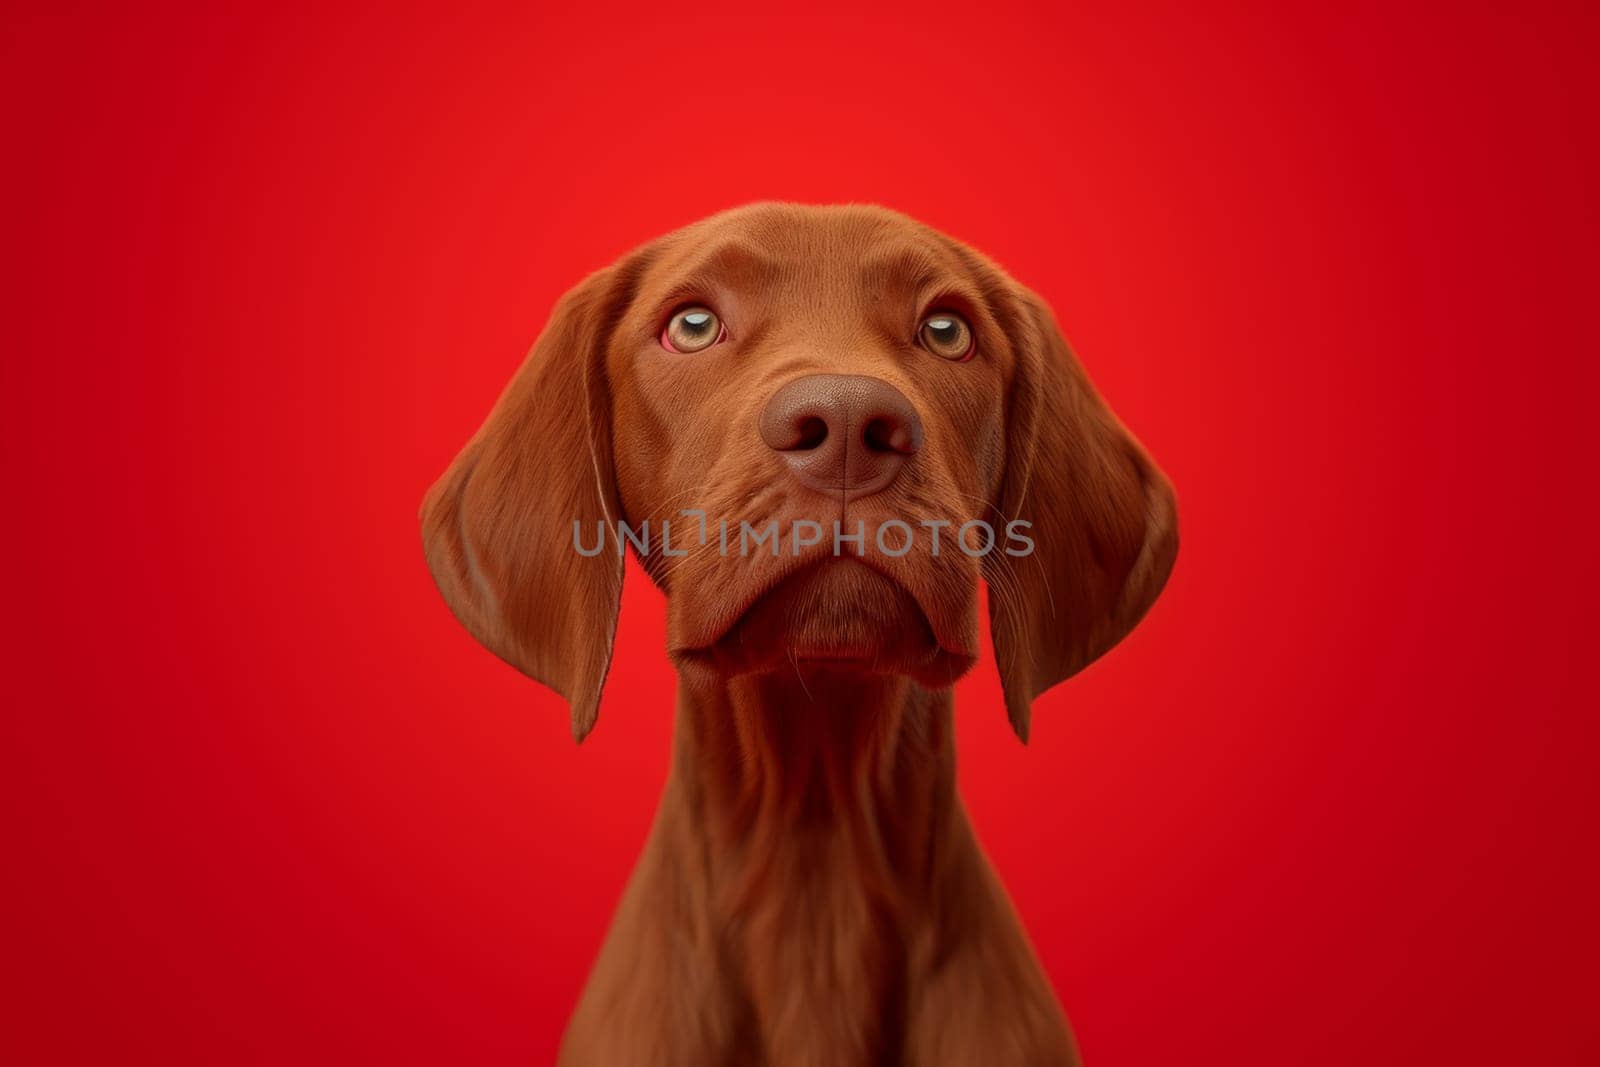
[
  {"xmin": 677, "ymin": 240, "xmax": 780, "ymax": 287},
  {"xmin": 858, "ymin": 247, "xmax": 948, "ymax": 297}
]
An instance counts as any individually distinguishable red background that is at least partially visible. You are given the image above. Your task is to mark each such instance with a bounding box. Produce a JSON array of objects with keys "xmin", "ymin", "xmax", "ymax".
[{"xmin": 4, "ymin": 4, "xmax": 1597, "ymax": 1064}]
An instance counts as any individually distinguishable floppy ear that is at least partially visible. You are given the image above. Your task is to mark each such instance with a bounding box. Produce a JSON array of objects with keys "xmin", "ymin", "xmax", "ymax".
[
  {"xmin": 986, "ymin": 288, "xmax": 1179, "ymax": 742},
  {"xmin": 420, "ymin": 265, "xmax": 633, "ymax": 742}
]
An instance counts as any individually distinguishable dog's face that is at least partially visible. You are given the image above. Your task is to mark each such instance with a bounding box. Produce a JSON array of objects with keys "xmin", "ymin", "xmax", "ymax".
[
  {"xmin": 609, "ymin": 209, "xmax": 1014, "ymax": 689},
  {"xmin": 422, "ymin": 204, "xmax": 1176, "ymax": 741}
]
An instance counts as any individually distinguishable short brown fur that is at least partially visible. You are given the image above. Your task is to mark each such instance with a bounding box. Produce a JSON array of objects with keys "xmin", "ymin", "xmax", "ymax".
[{"xmin": 422, "ymin": 204, "xmax": 1177, "ymax": 1065}]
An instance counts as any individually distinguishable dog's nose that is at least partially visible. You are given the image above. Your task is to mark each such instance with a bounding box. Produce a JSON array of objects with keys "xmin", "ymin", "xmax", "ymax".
[{"xmin": 758, "ymin": 374, "xmax": 923, "ymax": 499}]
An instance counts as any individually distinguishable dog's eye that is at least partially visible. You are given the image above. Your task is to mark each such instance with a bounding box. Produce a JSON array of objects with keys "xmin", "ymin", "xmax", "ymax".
[
  {"xmin": 918, "ymin": 312, "xmax": 973, "ymax": 361},
  {"xmin": 662, "ymin": 306, "xmax": 723, "ymax": 353}
]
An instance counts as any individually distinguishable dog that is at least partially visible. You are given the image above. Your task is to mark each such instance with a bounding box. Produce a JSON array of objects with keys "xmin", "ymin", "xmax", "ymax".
[{"xmin": 421, "ymin": 203, "xmax": 1177, "ymax": 1066}]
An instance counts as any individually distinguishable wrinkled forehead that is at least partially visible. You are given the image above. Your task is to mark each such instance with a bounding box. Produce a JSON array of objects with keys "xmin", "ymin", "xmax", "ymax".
[{"xmin": 634, "ymin": 206, "xmax": 987, "ymax": 316}]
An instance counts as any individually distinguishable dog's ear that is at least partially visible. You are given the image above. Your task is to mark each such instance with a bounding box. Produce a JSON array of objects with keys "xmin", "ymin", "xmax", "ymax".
[
  {"xmin": 420, "ymin": 263, "xmax": 637, "ymax": 742},
  {"xmin": 985, "ymin": 287, "xmax": 1178, "ymax": 742}
]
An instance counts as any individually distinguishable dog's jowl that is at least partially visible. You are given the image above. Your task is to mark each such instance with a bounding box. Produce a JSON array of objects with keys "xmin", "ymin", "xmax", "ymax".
[{"xmin": 421, "ymin": 203, "xmax": 1177, "ymax": 1067}]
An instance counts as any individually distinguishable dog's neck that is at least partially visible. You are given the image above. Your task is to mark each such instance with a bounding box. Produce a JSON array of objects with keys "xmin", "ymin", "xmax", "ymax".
[
  {"xmin": 672, "ymin": 667, "xmax": 958, "ymax": 900},
  {"xmin": 662, "ymin": 666, "xmax": 964, "ymax": 1059},
  {"xmin": 570, "ymin": 666, "xmax": 1075, "ymax": 1064}
]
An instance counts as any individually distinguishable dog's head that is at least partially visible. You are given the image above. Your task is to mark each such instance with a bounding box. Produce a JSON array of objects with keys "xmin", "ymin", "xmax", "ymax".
[{"xmin": 421, "ymin": 204, "xmax": 1176, "ymax": 741}]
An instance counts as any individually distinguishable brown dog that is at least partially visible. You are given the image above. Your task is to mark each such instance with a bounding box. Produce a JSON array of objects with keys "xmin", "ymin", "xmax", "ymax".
[{"xmin": 421, "ymin": 203, "xmax": 1177, "ymax": 1066}]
